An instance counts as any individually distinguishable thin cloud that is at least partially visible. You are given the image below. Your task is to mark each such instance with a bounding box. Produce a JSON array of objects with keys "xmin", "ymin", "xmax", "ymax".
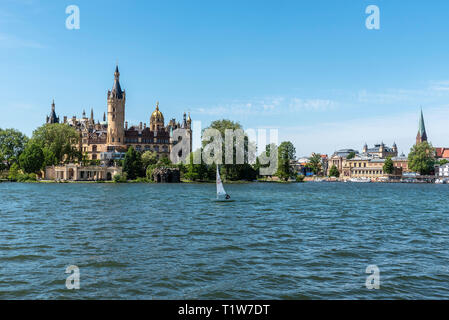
[
  {"xmin": 194, "ymin": 96, "xmax": 336, "ymax": 116},
  {"xmin": 0, "ymin": 32, "xmax": 45, "ymax": 49}
]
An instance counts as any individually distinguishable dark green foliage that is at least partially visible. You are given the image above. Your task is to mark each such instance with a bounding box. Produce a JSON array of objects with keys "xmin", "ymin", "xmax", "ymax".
[
  {"xmin": 19, "ymin": 141, "xmax": 44, "ymax": 173},
  {"xmin": 329, "ymin": 165, "xmax": 340, "ymax": 177},
  {"xmin": 31, "ymin": 124, "xmax": 80, "ymax": 164},
  {"xmin": 276, "ymin": 141, "xmax": 296, "ymax": 181},
  {"xmin": 383, "ymin": 157, "xmax": 394, "ymax": 174},
  {"xmin": 123, "ymin": 147, "xmax": 144, "ymax": 180},
  {"xmin": 0, "ymin": 128, "xmax": 29, "ymax": 169},
  {"xmin": 408, "ymin": 142, "xmax": 435, "ymax": 175}
]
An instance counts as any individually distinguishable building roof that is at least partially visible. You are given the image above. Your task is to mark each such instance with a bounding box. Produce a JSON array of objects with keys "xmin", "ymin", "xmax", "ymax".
[
  {"xmin": 333, "ymin": 149, "xmax": 358, "ymax": 158},
  {"xmin": 436, "ymin": 147, "xmax": 449, "ymax": 159}
]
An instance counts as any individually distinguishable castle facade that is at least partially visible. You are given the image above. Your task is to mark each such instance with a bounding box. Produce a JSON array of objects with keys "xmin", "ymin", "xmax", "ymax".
[{"xmin": 46, "ymin": 66, "xmax": 192, "ymax": 162}]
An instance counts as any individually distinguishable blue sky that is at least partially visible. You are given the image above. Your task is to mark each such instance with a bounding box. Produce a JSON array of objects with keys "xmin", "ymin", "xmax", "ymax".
[{"xmin": 1, "ymin": 0, "xmax": 449, "ymax": 156}]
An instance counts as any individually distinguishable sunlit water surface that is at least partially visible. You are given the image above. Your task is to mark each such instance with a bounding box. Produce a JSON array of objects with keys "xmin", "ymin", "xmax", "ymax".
[{"xmin": 0, "ymin": 182, "xmax": 448, "ymax": 299}]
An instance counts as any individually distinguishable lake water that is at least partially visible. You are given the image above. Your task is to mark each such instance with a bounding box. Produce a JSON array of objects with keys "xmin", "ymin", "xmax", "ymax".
[{"xmin": 0, "ymin": 182, "xmax": 448, "ymax": 299}]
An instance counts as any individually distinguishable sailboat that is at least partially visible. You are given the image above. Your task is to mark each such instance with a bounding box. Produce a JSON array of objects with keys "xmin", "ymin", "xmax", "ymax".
[{"xmin": 216, "ymin": 166, "xmax": 233, "ymax": 201}]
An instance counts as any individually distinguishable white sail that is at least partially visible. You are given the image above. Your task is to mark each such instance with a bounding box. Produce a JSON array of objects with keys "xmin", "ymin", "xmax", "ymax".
[{"xmin": 216, "ymin": 166, "xmax": 227, "ymax": 197}]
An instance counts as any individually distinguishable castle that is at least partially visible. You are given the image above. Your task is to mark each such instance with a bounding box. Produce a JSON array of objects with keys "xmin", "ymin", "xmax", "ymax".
[{"xmin": 46, "ymin": 66, "xmax": 192, "ymax": 163}]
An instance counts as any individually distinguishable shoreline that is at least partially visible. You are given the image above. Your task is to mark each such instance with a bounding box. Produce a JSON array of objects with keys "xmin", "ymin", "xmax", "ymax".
[{"xmin": 0, "ymin": 179, "xmax": 444, "ymax": 185}]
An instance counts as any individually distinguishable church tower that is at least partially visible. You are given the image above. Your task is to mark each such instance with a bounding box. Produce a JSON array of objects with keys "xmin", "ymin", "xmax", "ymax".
[
  {"xmin": 416, "ymin": 108, "xmax": 428, "ymax": 145},
  {"xmin": 107, "ymin": 65, "xmax": 126, "ymax": 145}
]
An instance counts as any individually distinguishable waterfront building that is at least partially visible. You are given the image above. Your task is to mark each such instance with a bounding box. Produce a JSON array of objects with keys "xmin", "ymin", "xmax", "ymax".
[
  {"xmin": 392, "ymin": 153, "xmax": 409, "ymax": 172},
  {"xmin": 362, "ymin": 142, "xmax": 398, "ymax": 158},
  {"xmin": 344, "ymin": 155, "xmax": 386, "ymax": 179},
  {"xmin": 328, "ymin": 142, "xmax": 399, "ymax": 178},
  {"xmin": 46, "ymin": 66, "xmax": 192, "ymax": 162},
  {"xmin": 45, "ymin": 164, "xmax": 122, "ymax": 181},
  {"xmin": 438, "ymin": 163, "xmax": 449, "ymax": 177},
  {"xmin": 327, "ymin": 149, "xmax": 359, "ymax": 175}
]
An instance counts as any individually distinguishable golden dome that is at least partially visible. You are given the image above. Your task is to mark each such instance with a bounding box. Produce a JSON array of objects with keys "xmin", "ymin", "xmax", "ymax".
[{"xmin": 151, "ymin": 101, "xmax": 164, "ymax": 122}]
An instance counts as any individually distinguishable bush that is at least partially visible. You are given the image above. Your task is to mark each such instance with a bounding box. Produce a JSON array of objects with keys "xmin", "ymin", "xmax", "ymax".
[
  {"xmin": 8, "ymin": 163, "xmax": 20, "ymax": 181},
  {"xmin": 146, "ymin": 165, "xmax": 155, "ymax": 181},
  {"xmin": 134, "ymin": 177, "xmax": 150, "ymax": 183},
  {"xmin": 17, "ymin": 173, "xmax": 37, "ymax": 182},
  {"xmin": 113, "ymin": 173, "xmax": 127, "ymax": 183},
  {"xmin": 296, "ymin": 175, "xmax": 305, "ymax": 182}
]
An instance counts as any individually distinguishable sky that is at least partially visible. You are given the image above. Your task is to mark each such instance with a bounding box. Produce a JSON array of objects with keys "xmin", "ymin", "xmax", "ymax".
[{"xmin": 1, "ymin": 0, "xmax": 449, "ymax": 157}]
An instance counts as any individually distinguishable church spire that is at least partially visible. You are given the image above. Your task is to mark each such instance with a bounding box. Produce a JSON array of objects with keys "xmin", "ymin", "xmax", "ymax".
[{"xmin": 416, "ymin": 107, "xmax": 428, "ymax": 144}]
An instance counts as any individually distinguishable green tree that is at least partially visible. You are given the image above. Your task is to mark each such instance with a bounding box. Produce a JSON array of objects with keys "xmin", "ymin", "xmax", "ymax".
[
  {"xmin": 184, "ymin": 150, "xmax": 208, "ymax": 181},
  {"xmin": 0, "ymin": 128, "xmax": 29, "ymax": 169},
  {"xmin": 408, "ymin": 141, "xmax": 435, "ymax": 175},
  {"xmin": 307, "ymin": 153, "xmax": 322, "ymax": 175},
  {"xmin": 276, "ymin": 141, "xmax": 296, "ymax": 181},
  {"xmin": 141, "ymin": 151, "xmax": 158, "ymax": 170},
  {"xmin": 383, "ymin": 156, "xmax": 394, "ymax": 174},
  {"xmin": 19, "ymin": 141, "xmax": 44, "ymax": 174},
  {"xmin": 31, "ymin": 124, "xmax": 80, "ymax": 163},
  {"xmin": 204, "ymin": 119, "xmax": 256, "ymax": 181},
  {"xmin": 8, "ymin": 163, "xmax": 20, "ymax": 181},
  {"xmin": 439, "ymin": 159, "xmax": 449, "ymax": 166},
  {"xmin": 346, "ymin": 152, "xmax": 356, "ymax": 160},
  {"xmin": 123, "ymin": 147, "xmax": 144, "ymax": 180},
  {"xmin": 42, "ymin": 147, "xmax": 57, "ymax": 168},
  {"xmin": 329, "ymin": 165, "xmax": 340, "ymax": 177}
]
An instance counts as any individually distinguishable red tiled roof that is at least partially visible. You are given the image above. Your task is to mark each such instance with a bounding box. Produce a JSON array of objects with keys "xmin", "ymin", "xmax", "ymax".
[
  {"xmin": 436, "ymin": 147, "xmax": 449, "ymax": 158},
  {"xmin": 443, "ymin": 149, "xmax": 449, "ymax": 159}
]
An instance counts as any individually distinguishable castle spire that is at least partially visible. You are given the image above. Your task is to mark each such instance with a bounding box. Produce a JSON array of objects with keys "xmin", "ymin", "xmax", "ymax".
[
  {"xmin": 110, "ymin": 65, "xmax": 123, "ymax": 99},
  {"xmin": 46, "ymin": 99, "xmax": 59, "ymax": 124}
]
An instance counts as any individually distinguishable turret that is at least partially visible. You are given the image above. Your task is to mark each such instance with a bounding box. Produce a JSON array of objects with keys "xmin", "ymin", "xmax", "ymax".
[{"xmin": 46, "ymin": 99, "xmax": 60, "ymax": 124}]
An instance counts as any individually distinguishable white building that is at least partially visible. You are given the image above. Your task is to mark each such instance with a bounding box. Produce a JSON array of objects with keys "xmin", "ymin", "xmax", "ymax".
[{"xmin": 438, "ymin": 163, "xmax": 449, "ymax": 177}]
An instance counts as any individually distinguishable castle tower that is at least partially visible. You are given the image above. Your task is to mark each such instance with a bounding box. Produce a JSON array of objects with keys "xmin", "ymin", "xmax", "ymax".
[
  {"xmin": 46, "ymin": 99, "xmax": 59, "ymax": 124},
  {"xmin": 392, "ymin": 142, "xmax": 398, "ymax": 154},
  {"xmin": 107, "ymin": 65, "xmax": 126, "ymax": 145},
  {"xmin": 362, "ymin": 143, "xmax": 368, "ymax": 154},
  {"xmin": 416, "ymin": 108, "xmax": 428, "ymax": 145},
  {"xmin": 150, "ymin": 101, "xmax": 164, "ymax": 131}
]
